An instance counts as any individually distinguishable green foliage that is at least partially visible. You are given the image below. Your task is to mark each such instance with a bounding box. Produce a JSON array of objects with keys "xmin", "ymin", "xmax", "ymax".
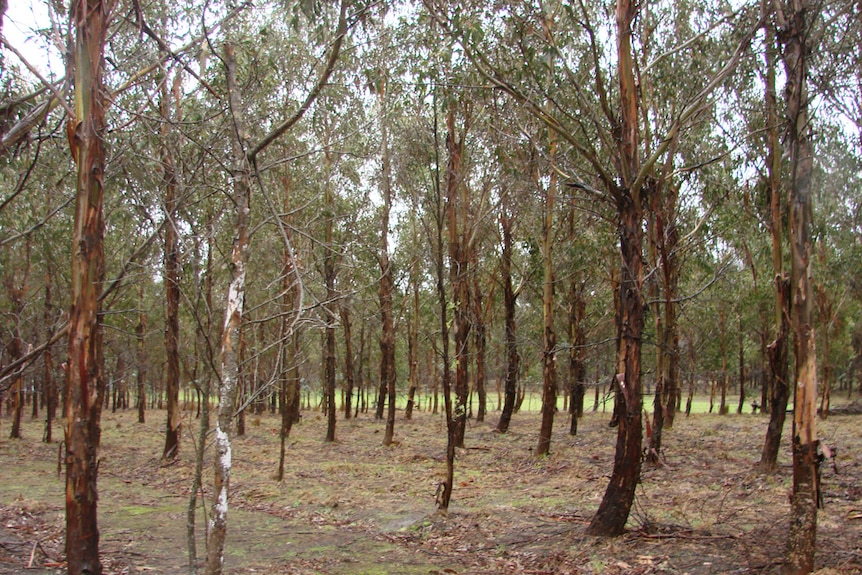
[{"xmin": 1, "ymin": 0, "xmax": 861, "ymax": 422}]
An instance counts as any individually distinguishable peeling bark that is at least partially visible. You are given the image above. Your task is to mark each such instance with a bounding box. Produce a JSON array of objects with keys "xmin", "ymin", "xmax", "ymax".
[
  {"xmin": 64, "ymin": 0, "xmax": 109, "ymax": 571},
  {"xmin": 205, "ymin": 43, "xmax": 249, "ymax": 575},
  {"xmin": 780, "ymin": 0, "xmax": 820, "ymax": 570},
  {"xmin": 586, "ymin": 0, "xmax": 644, "ymax": 536}
]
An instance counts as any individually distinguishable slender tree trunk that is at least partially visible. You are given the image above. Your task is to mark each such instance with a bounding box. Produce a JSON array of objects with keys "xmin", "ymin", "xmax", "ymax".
[
  {"xmin": 430, "ymin": 87, "xmax": 456, "ymax": 513},
  {"xmin": 568, "ymin": 280, "xmax": 586, "ymax": 436},
  {"xmin": 496, "ymin": 195, "xmax": 519, "ymax": 433},
  {"xmin": 342, "ymin": 305, "xmax": 355, "ymax": 421},
  {"xmin": 375, "ymin": 83, "xmax": 397, "ymax": 446},
  {"xmin": 405, "ymin": 263, "xmax": 419, "ymax": 420},
  {"xmin": 276, "ymin": 173, "xmax": 302, "ymax": 480},
  {"xmin": 759, "ymin": 3, "xmax": 791, "ymax": 471},
  {"xmin": 322, "ymin": 143, "xmax": 338, "ymax": 443},
  {"xmin": 277, "ymin": 334, "xmax": 300, "ymax": 480},
  {"xmin": 205, "ymin": 43, "xmax": 251, "ymax": 575},
  {"xmin": 186, "ymin": 208, "xmax": 215, "ymax": 575},
  {"xmin": 236, "ymin": 313, "xmax": 247, "ymax": 437},
  {"xmin": 685, "ymin": 358, "xmax": 695, "ymax": 416},
  {"xmin": 737, "ymin": 315, "xmax": 746, "ymax": 414},
  {"xmin": 113, "ymin": 355, "xmax": 125, "ymax": 414},
  {"xmin": 586, "ymin": 0, "xmax": 644, "ymax": 536},
  {"xmin": 662, "ymin": 197, "xmax": 680, "ymax": 429},
  {"xmin": 162, "ymin": 69, "xmax": 182, "ymax": 460},
  {"xmin": 64, "ymin": 0, "xmax": 109, "ymax": 570},
  {"xmin": 780, "ymin": 0, "xmax": 820, "ymax": 570},
  {"xmin": 646, "ymin": 208, "xmax": 664, "ymax": 463},
  {"xmin": 472, "ymin": 273, "xmax": 488, "ymax": 423},
  {"xmin": 43, "ymin": 272, "xmax": 57, "ymax": 443},
  {"xmin": 719, "ymin": 309, "xmax": 729, "ymax": 415},
  {"xmin": 816, "ymin": 286, "xmax": 832, "ymax": 419},
  {"xmin": 446, "ymin": 102, "xmax": 470, "ymax": 449},
  {"xmin": 356, "ymin": 320, "xmax": 366, "ymax": 418},
  {"xmin": 537, "ymin": 134, "xmax": 557, "ymax": 457},
  {"xmin": 6, "ymin": 250, "xmax": 28, "ymax": 440}
]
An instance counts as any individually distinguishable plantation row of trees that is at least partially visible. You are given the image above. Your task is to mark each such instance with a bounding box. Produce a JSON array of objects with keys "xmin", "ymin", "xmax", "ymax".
[{"xmin": 2, "ymin": 0, "xmax": 862, "ymax": 572}]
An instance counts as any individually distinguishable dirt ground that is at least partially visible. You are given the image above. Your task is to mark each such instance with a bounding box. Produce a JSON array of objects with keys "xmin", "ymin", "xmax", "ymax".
[{"xmin": 1, "ymin": 401, "xmax": 861, "ymax": 575}]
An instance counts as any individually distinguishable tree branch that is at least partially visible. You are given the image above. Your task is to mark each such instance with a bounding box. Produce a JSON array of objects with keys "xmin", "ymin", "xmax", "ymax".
[{"xmin": 246, "ymin": 0, "xmax": 349, "ymax": 161}]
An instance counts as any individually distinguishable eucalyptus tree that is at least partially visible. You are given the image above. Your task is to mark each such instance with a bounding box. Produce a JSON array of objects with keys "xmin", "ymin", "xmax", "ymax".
[
  {"xmin": 320, "ymin": 121, "xmax": 340, "ymax": 442},
  {"xmin": 389, "ymin": 29, "xmax": 457, "ymax": 504},
  {"xmin": 495, "ymin": 178, "xmax": 521, "ymax": 433},
  {"xmin": 424, "ymin": 0, "xmax": 761, "ymax": 535},
  {"xmin": 159, "ymin": 64, "xmax": 183, "ymax": 460},
  {"xmin": 758, "ymin": 1, "xmax": 792, "ymax": 470},
  {"xmin": 3, "ymin": 222, "xmax": 30, "ymax": 439},
  {"xmin": 199, "ymin": 0, "xmax": 349, "ymax": 570},
  {"xmin": 535, "ymin": 42, "xmax": 559, "ymax": 456},
  {"xmin": 560, "ymin": 194, "xmax": 616, "ymax": 435},
  {"xmin": 807, "ymin": 0, "xmax": 862, "ymax": 403},
  {"xmin": 63, "ymin": 0, "xmax": 112, "ymax": 570},
  {"xmin": 372, "ymin": 44, "xmax": 399, "ymax": 446},
  {"xmin": 487, "ymin": 97, "xmax": 539, "ymax": 433},
  {"xmin": 776, "ymin": 0, "xmax": 821, "ymax": 569},
  {"xmin": 810, "ymin": 125, "xmax": 862, "ymax": 409}
]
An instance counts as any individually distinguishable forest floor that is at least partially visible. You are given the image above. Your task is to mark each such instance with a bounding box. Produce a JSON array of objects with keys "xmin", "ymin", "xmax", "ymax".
[{"xmin": 0, "ymin": 399, "xmax": 861, "ymax": 575}]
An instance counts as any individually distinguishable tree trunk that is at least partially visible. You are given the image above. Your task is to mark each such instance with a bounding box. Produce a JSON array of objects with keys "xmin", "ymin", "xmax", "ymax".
[
  {"xmin": 236, "ymin": 314, "xmax": 247, "ymax": 437},
  {"xmin": 472, "ymin": 272, "xmax": 488, "ymax": 423},
  {"xmin": 162, "ymin": 67, "xmax": 182, "ymax": 460},
  {"xmin": 205, "ymin": 43, "xmax": 250, "ymax": 575},
  {"xmin": 816, "ymin": 285, "xmax": 832, "ymax": 419},
  {"xmin": 780, "ymin": 0, "xmax": 820, "ymax": 570},
  {"xmin": 375, "ymin": 79, "xmax": 397, "ymax": 446},
  {"xmin": 64, "ymin": 0, "xmax": 109, "ymax": 570},
  {"xmin": 429, "ymin": 86, "xmax": 456, "ymax": 513},
  {"xmin": 496, "ymin": 194, "xmax": 519, "ymax": 434},
  {"xmin": 405, "ymin": 264, "xmax": 419, "ymax": 420},
  {"xmin": 43, "ymin": 272, "xmax": 57, "ymax": 443},
  {"xmin": 758, "ymin": 4, "xmax": 791, "ymax": 472},
  {"xmin": 357, "ymin": 320, "xmax": 366, "ymax": 417},
  {"xmin": 719, "ymin": 309, "xmax": 729, "ymax": 415},
  {"xmin": 6, "ymin": 257, "xmax": 28, "ymax": 440},
  {"xmin": 446, "ymin": 102, "xmax": 470, "ymax": 449},
  {"xmin": 277, "ymin": 331, "xmax": 300, "ymax": 481},
  {"xmin": 322, "ymin": 143, "xmax": 338, "ymax": 443},
  {"xmin": 587, "ymin": 192, "xmax": 644, "ymax": 536},
  {"xmin": 661, "ymin": 196, "xmax": 680, "ymax": 430},
  {"xmin": 537, "ymin": 134, "xmax": 557, "ymax": 457},
  {"xmin": 186, "ymin": 205, "xmax": 215, "ymax": 575},
  {"xmin": 737, "ymin": 315, "xmax": 746, "ymax": 415},
  {"xmin": 342, "ymin": 305, "xmax": 355, "ymax": 421},
  {"xmin": 568, "ymin": 280, "xmax": 586, "ymax": 436},
  {"xmin": 586, "ymin": 0, "xmax": 644, "ymax": 536},
  {"xmin": 646, "ymin": 206, "xmax": 664, "ymax": 463}
]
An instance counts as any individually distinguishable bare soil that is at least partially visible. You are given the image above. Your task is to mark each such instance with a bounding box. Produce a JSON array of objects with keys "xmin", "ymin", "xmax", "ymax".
[{"xmin": 1, "ymin": 403, "xmax": 861, "ymax": 575}]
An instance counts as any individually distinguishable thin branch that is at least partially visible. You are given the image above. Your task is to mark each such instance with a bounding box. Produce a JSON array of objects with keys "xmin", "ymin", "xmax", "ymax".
[
  {"xmin": 246, "ymin": 0, "xmax": 350, "ymax": 161},
  {"xmin": 632, "ymin": 15, "xmax": 763, "ymax": 195},
  {"xmin": 0, "ymin": 34, "xmax": 75, "ymax": 117}
]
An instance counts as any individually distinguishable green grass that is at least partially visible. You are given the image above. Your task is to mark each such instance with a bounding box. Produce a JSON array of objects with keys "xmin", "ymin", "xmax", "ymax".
[{"xmin": 183, "ymin": 386, "xmax": 757, "ymax": 419}]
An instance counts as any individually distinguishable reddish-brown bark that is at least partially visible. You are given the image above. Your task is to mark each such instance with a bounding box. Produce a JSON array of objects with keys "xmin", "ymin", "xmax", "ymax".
[
  {"xmin": 759, "ymin": 7, "xmax": 791, "ymax": 470},
  {"xmin": 446, "ymin": 103, "xmax": 470, "ymax": 449},
  {"xmin": 64, "ymin": 0, "xmax": 110, "ymax": 571},
  {"xmin": 496, "ymin": 192, "xmax": 520, "ymax": 434},
  {"xmin": 780, "ymin": 0, "xmax": 820, "ymax": 570},
  {"xmin": 161, "ymin": 73, "xmax": 181, "ymax": 460},
  {"xmin": 586, "ymin": 0, "xmax": 644, "ymax": 536}
]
